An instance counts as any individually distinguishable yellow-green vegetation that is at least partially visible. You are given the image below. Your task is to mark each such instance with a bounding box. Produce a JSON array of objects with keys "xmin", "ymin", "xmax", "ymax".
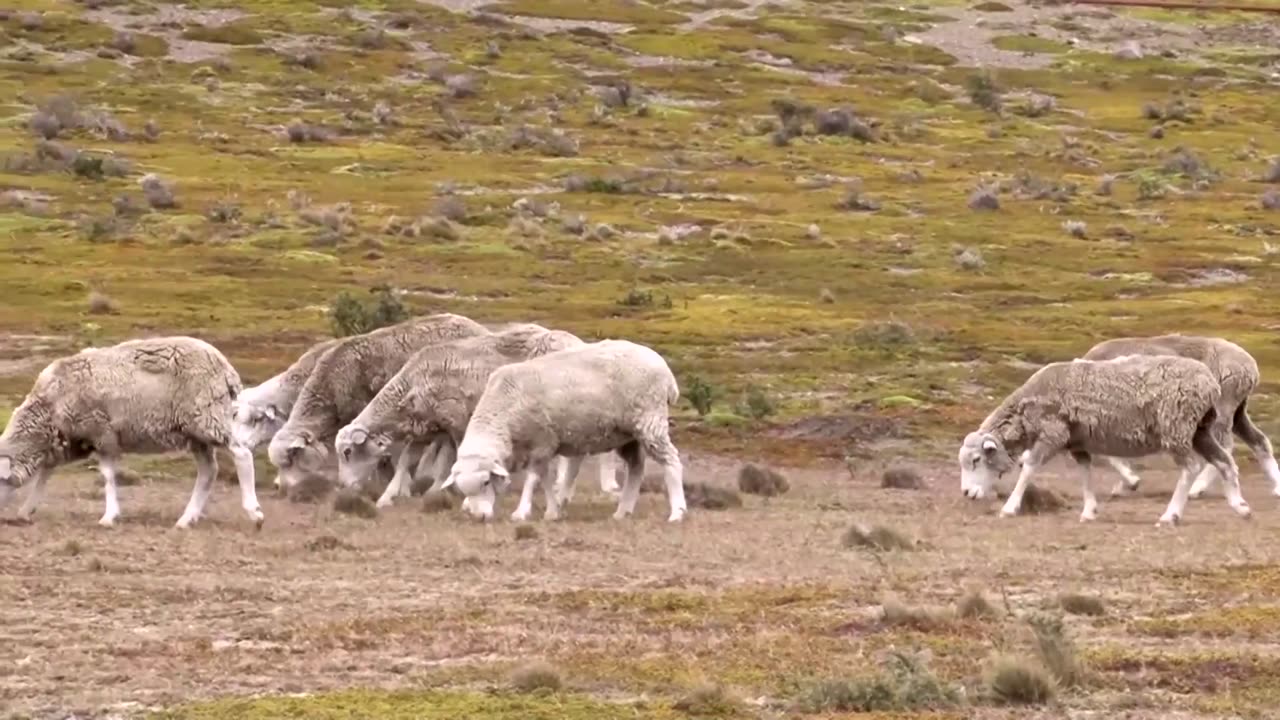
[{"xmin": 3, "ymin": 1, "xmax": 1280, "ymax": 718}]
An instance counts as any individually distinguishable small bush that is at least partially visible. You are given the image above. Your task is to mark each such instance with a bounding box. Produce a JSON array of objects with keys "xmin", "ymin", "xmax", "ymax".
[
  {"xmin": 673, "ymin": 684, "xmax": 739, "ymax": 716},
  {"xmin": 881, "ymin": 466, "xmax": 923, "ymax": 490},
  {"xmin": 1062, "ymin": 220, "xmax": 1087, "ymax": 238},
  {"xmin": 329, "ymin": 285, "xmax": 409, "ymax": 337},
  {"xmin": 140, "ymin": 174, "xmax": 177, "ymax": 209},
  {"xmin": 967, "ymin": 71, "xmax": 1002, "ymax": 112},
  {"xmin": 880, "ymin": 597, "xmax": 953, "ymax": 631},
  {"xmin": 286, "ymin": 120, "xmax": 333, "ymax": 143},
  {"xmin": 954, "ymin": 246, "xmax": 986, "ymax": 270},
  {"xmin": 1028, "ymin": 613, "xmax": 1082, "ymax": 687},
  {"xmin": 509, "ymin": 661, "xmax": 562, "ymax": 693},
  {"xmin": 514, "ymin": 524, "xmax": 538, "ymax": 541},
  {"xmin": 813, "ymin": 107, "xmax": 854, "ymax": 136},
  {"xmin": 444, "ymin": 73, "xmax": 478, "ymax": 99},
  {"xmin": 1265, "ymin": 158, "xmax": 1280, "ymax": 184},
  {"xmin": 616, "ymin": 288, "xmax": 672, "ymax": 309},
  {"xmin": 957, "ymin": 589, "xmax": 1000, "ymax": 619},
  {"xmin": 796, "ymin": 652, "xmax": 961, "ymax": 713},
  {"xmin": 742, "ymin": 385, "xmax": 775, "ymax": 419},
  {"xmin": 1016, "ymin": 485, "xmax": 1066, "ymax": 514},
  {"xmin": 1262, "ymin": 189, "xmax": 1280, "ymax": 211},
  {"xmin": 685, "ymin": 482, "xmax": 742, "ymax": 510},
  {"xmin": 305, "ymin": 534, "xmax": 354, "ymax": 552},
  {"xmin": 737, "ymin": 463, "xmax": 790, "ymax": 497},
  {"xmin": 967, "ymin": 186, "xmax": 1000, "ymax": 211},
  {"xmin": 987, "ymin": 654, "xmax": 1055, "ymax": 705},
  {"xmin": 686, "ymin": 375, "xmax": 716, "ymax": 416},
  {"xmin": 1058, "ymin": 593, "xmax": 1105, "ymax": 617},
  {"xmin": 434, "ymin": 195, "xmax": 468, "ymax": 222},
  {"xmin": 86, "ymin": 290, "xmax": 117, "ymax": 315},
  {"xmin": 421, "ymin": 489, "xmax": 456, "ymax": 513},
  {"xmin": 333, "ymin": 488, "xmax": 378, "ymax": 519},
  {"xmin": 842, "ymin": 523, "xmax": 915, "ymax": 551}
]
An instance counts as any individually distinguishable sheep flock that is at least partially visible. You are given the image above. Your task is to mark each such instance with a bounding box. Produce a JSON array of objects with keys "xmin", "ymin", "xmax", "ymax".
[{"xmin": 1, "ymin": 314, "xmax": 1276, "ymax": 532}]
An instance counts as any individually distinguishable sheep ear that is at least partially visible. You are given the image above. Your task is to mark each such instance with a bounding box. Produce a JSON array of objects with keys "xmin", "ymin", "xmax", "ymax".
[
  {"xmin": 490, "ymin": 463, "xmax": 510, "ymax": 479},
  {"xmin": 0, "ymin": 456, "xmax": 10, "ymax": 480},
  {"xmin": 981, "ymin": 438, "xmax": 999, "ymax": 454}
]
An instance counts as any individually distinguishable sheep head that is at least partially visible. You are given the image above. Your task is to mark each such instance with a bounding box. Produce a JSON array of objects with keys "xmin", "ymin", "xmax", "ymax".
[{"xmin": 958, "ymin": 431, "xmax": 1014, "ymax": 500}]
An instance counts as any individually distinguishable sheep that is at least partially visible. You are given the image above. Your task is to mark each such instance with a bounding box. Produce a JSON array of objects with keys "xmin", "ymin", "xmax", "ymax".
[
  {"xmin": 1080, "ymin": 334, "xmax": 1280, "ymax": 499},
  {"xmin": 334, "ymin": 323, "xmax": 621, "ymax": 516},
  {"xmin": 0, "ymin": 336, "xmax": 262, "ymax": 529},
  {"xmin": 958, "ymin": 354, "xmax": 1251, "ymax": 526},
  {"xmin": 441, "ymin": 339, "xmax": 686, "ymax": 523},
  {"xmin": 267, "ymin": 313, "xmax": 488, "ymax": 494},
  {"xmin": 231, "ymin": 336, "xmax": 342, "ymax": 489}
]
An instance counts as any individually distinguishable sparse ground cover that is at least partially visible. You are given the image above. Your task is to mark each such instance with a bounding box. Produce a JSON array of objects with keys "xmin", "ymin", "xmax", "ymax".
[{"xmin": 2, "ymin": 0, "xmax": 1280, "ymax": 717}]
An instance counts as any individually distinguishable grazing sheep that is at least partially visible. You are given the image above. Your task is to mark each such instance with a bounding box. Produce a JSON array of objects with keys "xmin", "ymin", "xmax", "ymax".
[
  {"xmin": 442, "ymin": 339, "xmax": 686, "ymax": 523},
  {"xmin": 958, "ymin": 354, "xmax": 1250, "ymax": 526},
  {"xmin": 335, "ymin": 323, "xmax": 621, "ymax": 515},
  {"xmin": 0, "ymin": 336, "xmax": 262, "ymax": 529},
  {"xmin": 267, "ymin": 313, "xmax": 488, "ymax": 493},
  {"xmin": 1081, "ymin": 334, "xmax": 1280, "ymax": 499},
  {"xmin": 231, "ymin": 337, "xmax": 341, "ymax": 489}
]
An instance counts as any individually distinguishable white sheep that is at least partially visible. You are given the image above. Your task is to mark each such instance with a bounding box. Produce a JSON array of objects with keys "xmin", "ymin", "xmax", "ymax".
[
  {"xmin": 231, "ymin": 337, "xmax": 342, "ymax": 489},
  {"xmin": 959, "ymin": 354, "xmax": 1251, "ymax": 526},
  {"xmin": 1080, "ymin": 334, "xmax": 1280, "ymax": 499},
  {"xmin": 335, "ymin": 323, "xmax": 620, "ymax": 516},
  {"xmin": 0, "ymin": 336, "xmax": 263, "ymax": 529},
  {"xmin": 267, "ymin": 313, "xmax": 488, "ymax": 494},
  {"xmin": 442, "ymin": 339, "xmax": 686, "ymax": 523}
]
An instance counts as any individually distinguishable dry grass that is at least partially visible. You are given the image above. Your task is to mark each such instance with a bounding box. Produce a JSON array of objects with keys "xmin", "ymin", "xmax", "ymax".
[
  {"xmin": 684, "ymin": 481, "xmax": 742, "ymax": 510},
  {"xmin": 332, "ymin": 489, "xmax": 378, "ymax": 519},
  {"xmin": 987, "ymin": 654, "xmax": 1056, "ymax": 705},
  {"xmin": 957, "ymin": 589, "xmax": 1001, "ymax": 620},
  {"xmin": 880, "ymin": 597, "xmax": 953, "ymax": 631},
  {"xmin": 842, "ymin": 522, "xmax": 917, "ymax": 551},
  {"xmin": 1059, "ymin": 593, "xmax": 1106, "ymax": 617},
  {"xmin": 737, "ymin": 463, "xmax": 790, "ymax": 497},
  {"xmin": 421, "ymin": 490, "xmax": 456, "ymax": 513},
  {"xmin": 881, "ymin": 466, "xmax": 924, "ymax": 490},
  {"xmin": 509, "ymin": 661, "xmax": 562, "ymax": 693}
]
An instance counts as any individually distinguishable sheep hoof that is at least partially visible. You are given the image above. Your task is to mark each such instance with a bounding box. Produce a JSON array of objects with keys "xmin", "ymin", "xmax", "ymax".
[
  {"xmin": 612, "ymin": 509, "xmax": 632, "ymax": 521},
  {"xmin": 98, "ymin": 515, "xmax": 118, "ymax": 528},
  {"xmin": 510, "ymin": 509, "xmax": 531, "ymax": 523},
  {"xmin": 667, "ymin": 510, "xmax": 686, "ymax": 523},
  {"xmin": 1234, "ymin": 503, "xmax": 1252, "ymax": 519},
  {"xmin": 175, "ymin": 515, "xmax": 197, "ymax": 529},
  {"xmin": 1156, "ymin": 513, "xmax": 1180, "ymax": 527},
  {"xmin": 998, "ymin": 508, "xmax": 1018, "ymax": 519},
  {"xmin": 1079, "ymin": 512, "xmax": 1097, "ymax": 523},
  {"xmin": 375, "ymin": 497, "xmax": 395, "ymax": 509}
]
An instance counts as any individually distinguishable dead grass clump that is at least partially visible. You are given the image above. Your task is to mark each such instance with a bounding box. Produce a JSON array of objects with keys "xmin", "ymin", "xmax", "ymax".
[
  {"xmin": 1062, "ymin": 219, "xmax": 1087, "ymax": 238},
  {"xmin": 967, "ymin": 186, "xmax": 1000, "ymax": 211},
  {"xmin": 1017, "ymin": 93, "xmax": 1055, "ymax": 118},
  {"xmin": 509, "ymin": 661, "xmax": 562, "ymax": 693},
  {"xmin": 814, "ymin": 107, "xmax": 853, "ymax": 135},
  {"xmin": 881, "ymin": 466, "xmax": 923, "ymax": 490},
  {"xmin": 61, "ymin": 539, "xmax": 84, "ymax": 557},
  {"xmin": 957, "ymin": 589, "xmax": 1000, "ymax": 620},
  {"xmin": 286, "ymin": 473, "xmax": 332, "ymax": 503},
  {"xmin": 421, "ymin": 217, "xmax": 461, "ymax": 241},
  {"xmin": 1265, "ymin": 158, "xmax": 1280, "ymax": 184},
  {"xmin": 1163, "ymin": 147, "xmax": 1213, "ymax": 181},
  {"xmin": 305, "ymin": 534, "xmax": 354, "ymax": 552},
  {"xmin": 1059, "ymin": 593, "xmax": 1105, "ymax": 617},
  {"xmin": 286, "ymin": 120, "xmax": 334, "ymax": 143},
  {"xmin": 987, "ymin": 654, "xmax": 1055, "ymax": 705},
  {"xmin": 1028, "ymin": 613, "xmax": 1082, "ymax": 687},
  {"xmin": 514, "ymin": 524, "xmax": 539, "ymax": 541},
  {"xmin": 954, "ymin": 246, "xmax": 986, "ymax": 270},
  {"xmin": 1262, "ymin": 189, "xmax": 1280, "ymax": 211},
  {"xmin": 114, "ymin": 467, "xmax": 142, "ymax": 486},
  {"xmin": 445, "ymin": 74, "xmax": 478, "ymax": 99},
  {"xmin": 86, "ymin": 290, "xmax": 117, "ymax": 315},
  {"xmin": 673, "ymin": 684, "xmax": 740, "ymax": 716},
  {"xmin": 1016, "ymin": 485, "xmax": 1066, "ymax": 514},
  {"xmin": 685, "ymin": 482, "xmax": 742, "ymax": 510},
  {"xmin": 737, "ymin": 463, "xmax": 790, "ymax": 497},
  {"xmin": 835, "ymin": 185, "xmax": 881, "ymax": 212},
  {"xmin": 842, "ymin": 522, "xmax": 916, "ymax": 551},
  {"xmin": 333, "ymin": 488, "xmax": 378, "ymax": 519},
  {"xmin": 434, "ymin": 195, "xmax": 468, "ymax": 222},
  {"xmin": 140, "ymin": 174, "xmax": 177, "ymax": 209},
  {"xmin": 421, "ymin": 490, "xmax": 456, "ymax": 513},
  {"xmin": 795, "ymin": 652, "xmax": 961, "ymax": 713},
  {"xmin": 880, "ymin": 597, "xmax": 952, "ymax": 631}
]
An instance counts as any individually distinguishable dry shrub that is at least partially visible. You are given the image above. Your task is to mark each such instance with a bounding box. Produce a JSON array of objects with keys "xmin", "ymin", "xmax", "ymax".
[
  {"xmin": 333, "ymin": 488, "xmax": 378, "ymax": 519},
  {"xmin": 86, "ymin": 290, "xmax": 117, "ymax": 315},
  {"xmin": 795, "ymin": 652, "xmax": 961, "ymax": 713},
  {"xmin": 1015, "ymin": 485, "xmax": 1066, "ymax": 514},
  {"xmin": 421, "ymin": 489, "xmax": 456, "ymax": 513},
  {"xmin": 1028, "ymin": 613, "xmax": 1082, "ymax": 687},
  {"xmin": 881, "ymin": 466, "xmax": 923, "ymax": 490},
  {"xmin": 957, "ymin": 589, "xmax": 1000, "ymax": 620},
  {"xmin": 509, "ymin": 661, "xmax": 562, "ymax": 693},
  {"xmin": 968, "ymin": 186, "xmax": 1000, "ymax": 210},
  {"xmin": 685, "ymin": 481, "xmax": 742, "ymax": 510},
  {"xmin": 286, "ymin": 120, "xmax": 333, "ymax": 143},
  {"xmin": 842, "ymin": 522, "xmax": 915, "ymax": 551},
  {"xmin": 305, "ymin": 534, "xmax": 354, "ymax": 552},
  {"xmin": 1058, "ymin": 593, "xmax": 1105, "ymax": 617},
  {"xmin": 880, "ymin": 597, "xmax": 952, "ymax": 631},
  {"xmin": 286, "ymin": 473, "xmax": 333, "ymax": 503},
  {"xmin": 114, "ymin": 467, "xmax": 142, "ymax": 486},
  {"xmin": 987, "ymin": 654, "xmax": 1055, "ymax": 705},
  {"xmin": 954, "ymin": 246, "xmax": 985, "ymax": 270},
  {"xmin": 1265, "ymin": 157, "xmax": 1280, "ymax": 184},
  {"xmin": 140, "ymin": 174, "xmax": 177, "ymax": 209},
  {"xmin": 673, "ymin": 684, "xmax": 740, "ymax": 716},
  {"xmin": 737, "ymin": 463, "xmax": 790, "ymax": 497},
  {"xmin": 514, "ymin": 524, "xmax": 539, "ymax": 541}
]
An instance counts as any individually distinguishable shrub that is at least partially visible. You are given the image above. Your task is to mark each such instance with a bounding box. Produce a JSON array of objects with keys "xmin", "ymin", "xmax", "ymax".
[
  {"xmin": 421, "ymin": 490, "xmax": 456, "ymax": 513},
  {"xmin": 509, "ymin": 661, "xmax": 562, "ymax": 692},
  {"xmin": 673, "ymin": 684, "xmax": 739, "ymax": 716},
  {"xmin": 880, "ymin": 597, "xmax": 952, "ymax": 631},
  {"xmin": 967, "ymin": 71, "xmax": 1002, "ymax": 112},
  {"xmin": 514, "ymin": 524, "xmax": 539, "ymax": 541},
  {"xmin": 685, "ymin": 482, "xmax": 742, "ymax": 510},
  {"xmin": 1265, "ymin": 157, "xmax": 1280, "ymax": 184},
  {"xmin": 742, "ymin": 385, "xmax": 775, "ymax": 419},
  {"xmin": 141, "ymin": 174, "xmax": 177, "ymax": 209},
  {"xmin": 686, "ymin": 375, "xmax": 716, "ymax": 416},
  {"xmin": 737, "ymin": 463, "xmax": 790, "ymax": 497},
  {"xmin": 332, "ymin": 488, "xmax": 378, "ymax": 519},
  {"xmin": 1062, "ymin": 220, "xmax": 1087, "ymax": 238},
  {"xmin": 954, "ymin": 246, "xmax": 986, "ymax": 270},
  {"xmin": 328, "ymin": 285, "xmax": 409, "ymax": 337},
  {"xmin": 795, "ymin": 652, "xmax": 961, "ymax": 713},
  {"xmin": 967, "ymin": 186, "xmax": 1000, "ymax": 210},
  {"xmin": 1262, "ymin": 189, "xmax": 1280, "ymax": 211},
  {"xmin": 1028, "ymin": 613, "xmax": 1082, "ymax": 687},
  {"xmin": 881, "ymin": 466, "xmax": 923, "ymax": 489},
  {"xmin": 86, "ymin": 290, "xmax": 117, "ymax": 315},
  {"xmin": 957, "ymin": 589, "xmax": 1000, "ymax": 619},
  {"xmin": 842, "ymin": 522, "xmax": 915, "ymax": 551},
  {"xmin": 987, "ymin": 654, "xmax": 1055, "ymax": 705},
  {"xmin": 1058, "ymin": 593, "xmax": 1105, "ymax": 616}
]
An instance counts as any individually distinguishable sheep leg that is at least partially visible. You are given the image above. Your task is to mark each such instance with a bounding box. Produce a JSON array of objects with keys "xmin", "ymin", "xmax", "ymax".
[
  {"xmin": 1189, "ymin": 413, "xmax": 1234, "ymax": 499},
  {"xmin": 999, "ymin": 451, "xmax": 1041, "ymax": 518},
  {"xmin": 1159, "ymin": 454, "xmax": 1203, "ymax": 526},
  {"xmin": 422, "ymin": 436, "xmax": 457, "ymax": 495},
  {"xmin": 176, "ymin": 444, "xmax": 217, "ymax": 529},
  {"xmin": 1231, "ymin": 399, "xmax": 1280, "ymax": 497},
  {"xmin": 1194, "ymin": 424, "xmax": 1251, "ymax": 519},
  {"xmin": 643, "ymin": 436, "xmax": 686, "ymax": 523},
  {"xmin": 98, "ymin": 455, "xmax": 123, "ymax": 527},
  {"xmin": 596, "ymin": 452, "xmax": 621, "ymax": 496},
  {"xmin": 614, "ymin": 443, "xmax": 646, "ymax": 521},
  {"xmin": 549, "ymin": 455, "xmax": 582, "ymax": 519},
  {"xmin": 230, "ymin": 444, "xmax": 264, "ymax": 529},
  {"xmin": 511, "ymin": 465, "xmax": 543, "ymax": 523},
  {"xmin": 1104, "ymin": 456, "xmax": 1142, "ymax": 497},
  {"xmin": 1072, "ymin": 451, "xmax": 1098, "ymax": 522},
  {"xmin": 15, "ymin": 466, "xmax": 53, "ymax": 522},
  {"xmin": 376, "ymin": 443, "xmax": 418, "ymax": 509},
  {"xmin": 410, "ymin": 435, "xmax": 446, "ymax": 494}
]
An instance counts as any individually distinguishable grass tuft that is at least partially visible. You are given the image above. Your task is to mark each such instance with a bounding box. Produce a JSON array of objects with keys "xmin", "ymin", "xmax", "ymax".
[
  {"xmin": 795, "ymin": 652, "xmax": 961, "ymax": 713},
  {"xmin": 881, "ymin": 466, "xmax": 924, "ymax": 490},
  {"xmin": 672, "ymin": 684, "xmax": 740, "ymax": 716},
  {"xmin": 987, "ymin": 654, "xmax": 1056, "ymax": 705},
  {"xmin": 514, "ymin": 524, "xmax": 539, "ymax": 541},
  {"xmin": 737, "ymin": 463, "xmax": 790, "ymax": 497},
  {"xmin": 957, "ymin": 589, "xmax": 1000, "ymax": 620},
  {"xmin": 1059, "ymin": 593, "xmax": 1105, "ymax": 617},
  {"xmin": 685, "ymin": 482, "xmax": 742, "ymax": 510},
  {"xmin": 421, "ymin": 490, "xmax": 456, "ymax": 513},
  {"xmin": 509, "ymin": 661, "xmax": 562, "ymax": 693},
  {"xmin": 1028, "ymin": 613, "xmax": 1083, "ymax": 687},
  {"xmin": 333, "ymin": 489, "xmax": 378, "ymax": 519},
  {"xmin": 842, "ymin": 523, "xmax": 916, "ymax": 551}
]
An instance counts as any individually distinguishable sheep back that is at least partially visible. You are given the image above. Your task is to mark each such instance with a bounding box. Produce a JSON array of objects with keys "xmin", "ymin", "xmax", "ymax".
[{"xmin": 1082, "ymin": 333, "xmax": 1259, "ymax": 408}]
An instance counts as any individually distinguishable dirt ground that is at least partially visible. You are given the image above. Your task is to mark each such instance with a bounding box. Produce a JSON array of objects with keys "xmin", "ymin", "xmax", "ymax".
[{"xmin": 3, "ymin": 450, "xmax": 1280, "ymax": 719}]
